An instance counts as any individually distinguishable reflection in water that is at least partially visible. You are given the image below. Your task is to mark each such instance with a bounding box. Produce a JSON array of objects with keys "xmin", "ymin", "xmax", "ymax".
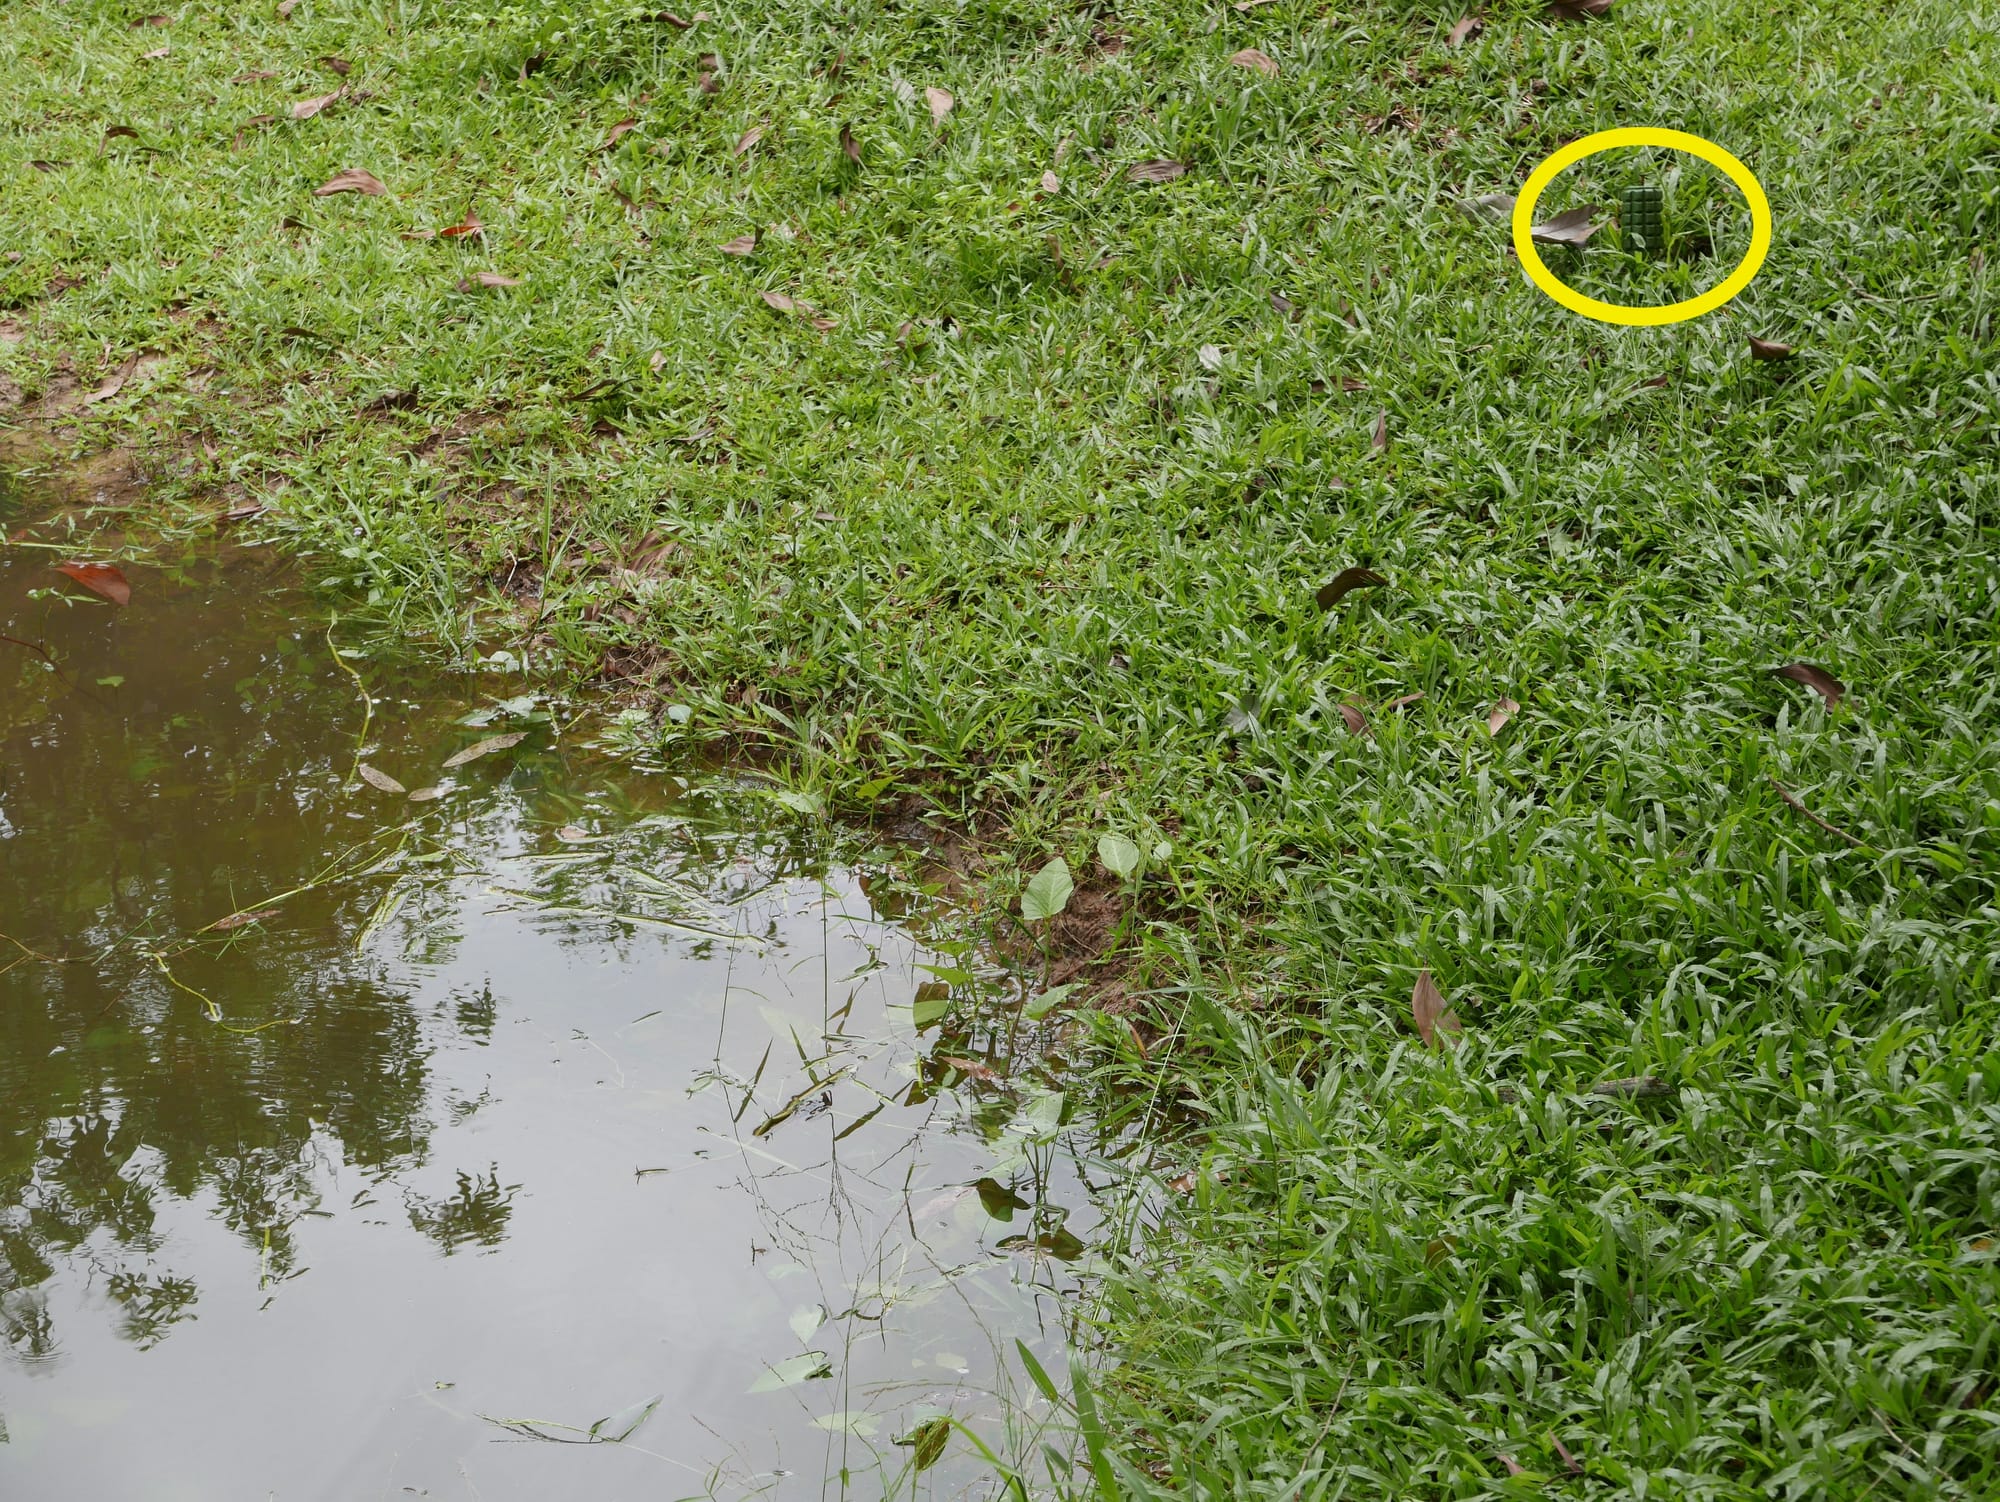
[{"xmin": 0, "ymin": 480, "xmax": 1098, "ymax": 1497}]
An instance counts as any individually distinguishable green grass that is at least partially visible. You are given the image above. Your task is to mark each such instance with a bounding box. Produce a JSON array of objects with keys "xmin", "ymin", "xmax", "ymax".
[{"xmin": 4, "ymin": 0, "xmax": 2000, "ymax": 1495}]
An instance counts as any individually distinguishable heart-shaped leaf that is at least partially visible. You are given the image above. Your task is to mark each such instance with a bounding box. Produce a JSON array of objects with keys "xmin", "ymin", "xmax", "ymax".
[
  {"xmin": 1020, "ymin": 856, "xmax": 1073, "ymax": 923},
  {"xmin": 1097, "ymin": 833, "xmax": 1141, "ymax": 881}
]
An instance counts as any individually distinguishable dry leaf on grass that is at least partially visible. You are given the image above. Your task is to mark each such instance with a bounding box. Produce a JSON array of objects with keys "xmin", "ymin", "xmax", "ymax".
[
  {"xmin": 925, "ymin": 86, "xmax": 954, "ymax": 124},
  {"xmin": 601, "ymin": 117, "xmax": 640, "ymax": 149},
  {"xmin": 1774, "ymin": 662, "xmax": 1844, "ymax": 707},
  {"xmin": 1749, "ymin": 336, "xmax": 1794, "ymax": 361},
  {"xmin": 130, "ymin": 12, "xmax": 171, "ymax": 25},
  {"xmin": 1448, "ymin": 15, "xmax": 1484, "ymax": 44},
  {"xmin": 1315, "ymin": 566, "xmax": 1387, "ymax": 611},
  {"xmin": 319, "ymin": 55, "xmax": 352, "ymax": 75},
  {"xmin": 1338, "ymin": 703, "xmax": 1372, "ymax": 738},
  {"xmin": 732, "ymin": 124, "xmax": 766, "ymax": 156},
  {"xmin": 1487, "ymin": 696, "xmax": 1520, "ymax": 734},
  {"xmin": 141, "ymin": 47, "xmax": 170, "ymax": 60},
  {"xmin": 1411, "ymin": 968, "xmax": 1461, "ymax": 1048},
  {"xmin": 720, "ymin": 232, "xmax": 757, "ymax": 255},
  {"xmin": 441, "ymin": 731, "xmax": 527, "ymax": 768},
  {"xmin": 1548, "ymin": 0, "xmax": 1611, "ymax": 16},
  {"xmin": 82, "ymin": 355, "xmax": 148, "ymax": 405},
  {"xmin": 314, "ymin": 167, "xmax": 384, "ymax": 196},
  {"xmin": 358, "ymin": 763, "xmax": 406, "ymax": 795},
  {"xmin": 1040, "ymin": 170, "xmax": 1061, "ymax": 194},
  {"xmin": 1371, "ymin": 409, "xmax": 1389, "ymax": 452},
  {"xmin": 1230, "ymin": 48, "xmax": 1279, "ymax": 77},
  {"xmin": 1456, "ymin": 192, "xmax": 1514, "ymax": 220},
  {"xmin": 440, "ymin": 210, "xmax": 482, "ymax": 239},
  {"xmin": 53, "ymin": 562, "xmax": 132, "ymax": 606},
  {"xmin": 1530, "ymin": 205, "xmax": 1603, "ymax": 246},
  {"xmin": 276, "ymin": 0, "xmax": 298, "ymax": 15},
  {"xmin": 1387, "ymin": 691, "xmax": 1425, "ymax": 710},
  {"xmin": 1499, "ymin": 1455, "xmax": 1526, "ymax": 1477},
  {"xmin": 1127, "ymin": 159, "xmax": 1187, "ymax": 183},
  {"xmin": 1553, "ymin": 1437, "xmax": 1585, "ymax": 1476},
  {"xmin": 292, "ymin": 87, "xmax": 344, "ymax": 120},
  {"xmin": 839, "ymin": 122, "xmax": 861, "ymax": 164},
  {"xmin": 104, "ymin": 125, "xmax": 141, "ymax": 141},
  {"xmin": 468, "ymin": 272, "xmax": 520, "ymax": 288}
]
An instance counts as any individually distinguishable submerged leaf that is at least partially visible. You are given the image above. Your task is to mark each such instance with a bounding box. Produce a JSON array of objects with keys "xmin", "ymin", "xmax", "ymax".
[
  {"xmin": 974, "ymin": 1176, "xmax": 1032, "ymax": 1218},
  {"xmin": 1411, "ymin": 968, "xmax": 1461, "ymax": 1048},
  {"xmin": 1774, "ymin": 662, "xmax": 1844, "ymax": 707},
  {"xmin": 941, "ymin": 1055, "xmax": 1003, "ymax": 1083},
  {"xmin": 314, "ymin": 166, "xmax": 384, "ymax": 196},
  {"xmin": 1529, "ymin": 205, "xmax": 1602, "ymax": 247},
  {"xmin": 1229, "ymin": 47, "xmax": 1279, "ymax": 77},
  {"xmin": 406, "ymin": 786, "xmax": 446, "ymax": 802},
  {"xmin": 53, "ymin": 561, "xmax": 132, "ymax": 606},
  {"xmin": 590, "ymin": 1394, "xmax": 662, "ymax": 1443},
  {"xmin": 1315, "ymin": 565, "xmax": 1387, "ymax": 610},
  {"xmin": 441, "ymin": 731, "xmax": 527, "ymax": 768},
  {"xmin": 911, "ymin": 980, "xmax": 952, "ymax": 1028},
  {"xmin": 1020, "ymin": 856, "xmax": 1074, "ymax": 923},
  {"xmin": 358, "ymin": 763, "xmax": 407, "ymax": 795}
]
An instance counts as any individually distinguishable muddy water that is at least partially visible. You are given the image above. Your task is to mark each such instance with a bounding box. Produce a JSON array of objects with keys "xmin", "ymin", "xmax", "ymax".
[{"xmin": 0, "ymin": 475, "xmax": 1097, "ymax": 1499}]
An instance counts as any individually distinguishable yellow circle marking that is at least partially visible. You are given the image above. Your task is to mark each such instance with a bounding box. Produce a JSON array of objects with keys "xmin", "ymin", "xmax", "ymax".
[{"xmin": 1512, "ymin": 126, "xmax": 1771, "ymax": 327}]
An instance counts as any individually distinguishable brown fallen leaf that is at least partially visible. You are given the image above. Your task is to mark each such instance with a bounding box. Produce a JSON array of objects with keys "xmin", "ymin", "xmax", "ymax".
[
  {"xmin": 1128, "ymin": 159, "xmax": 1187, "ymax": 184},
  {"xmin": 83, "ymin": 355, "xmax": 144, "ymax": 405},
  {"xmin": 1487, "ymin": 696, "xmax": 1520, "ymax": 735},
  {"xmin": 213, "ymin": 909, "xmax": 275, "ymax": 930},
  {"xmin": 1338, "ymin": 702, "xmax": 1371, "ymax": 738},
  {"xmin": 1448, "ymin": 15, "xmax": 1484, "ymax": 44},
  {"xmin": 28, "ymin": 159, "xmax": 64, "ymax": 171},
  {"xmin": 53, "ymin": 561, "xmax": 133, "ymax": 607},
  {"xmin": 940, "ymin": 1055, "xmax": 1003, "ymax": 1083},
  {"xmin": 925, "ymin": 86, "xmax": 954, "ymax": 124},
  {"xmin": 732, "ymin": 123, "xmax": 766, "ymax": 157},
  {"xmin": 130, "ymin": 12, "xmax": 171, "ymax": 25},
  {"xmin": 720, "ymin": 232, "xmax": 758, "ymax": 256},
  {"xmin": 141, "ymin": 46, "xmax": 170, "ymax": 60},
  {"xmin": 1530, "ymin": 205, "xmax": 1603, "ymax": 247},
  {"xmin": 470, "ymin": 271, "xmax": 520, "ymax": 288},
  {"xmin": 1548, "ymin": 0, "xmax": 1611, "ymax": 15},
  {"xmin": 1641, "ymin": 374, "xmax": 1671, "ymax": 388},
  {"xmin": 233, "ymin": 69, "xmax": 278, "ymax": 81},
  {"xmin": 1371, "ymin": 409, "xmax": 1389, "ymax": 453},
  {"xmin": 1315, "ymin": 566, "xmax": 1388, "ymax": 611},
  {"xmin": 276, "ymin": 0, "xmax": 298, "ymax": 15},
  {"xmin": 401, "ymin": 227, "xmax": 437, "ymax": 240},
  {"xmin": 648, "ymin": 349, "xmax": 668, "ymax": 373},
  {"xmin": 1230, "ymin": 47, "xmax": 1279, "ymax": 77},
  {"xmin": 314, "ymin": 167, "xmax": 384, "ymax": 196},
  {"xmin": 601, "ymin": 117, "xmax": 639, "ymax": 150},
  {"xmin": 358, "ymin": 763, "xmax": 407, "ymax": 795},
  {"xmin": 441, "ymin": 731, "xmax": 527, "ymax": 768},
  {"xmin": 292, "ymin": 87, "xmax": 345, "ymax": 120},
  {"xmin": 1167, "ymin": 1170, "xmax": 1197, "ymax": 1194},
  {"xmin": 220, "ymin": 502, "xmax": 268, "ymax": 523},
  {"xmin": 1774, "ymin": 662, "xmax": 1844, "ymax": 708},
  {"xmin": 760, "ymin": 289, "xmax": 800, "ymax": 314},
  {"xmin": 319, "ymin": 55, "xmax": 352, "ymax": 75},
  {"xmin": 104, "ymin": 125, "xmax": 142, "ymax": 141},
  {"xmin": 1552, "ymin": 1437, "xmax": 1584, "ymax": 1477},
  {"xmin": 653, "ymin": 9, "xmax": 693, "ymax": 25},
  {"xmin": 839, "ymin": 122, "xmax": 860, "ymax": 165},
  {"xmin": 440, "ymin": 210, "xmax": 482, "ymax": 239},
  {"xmin": 1040, "ymin": 170, "xmax": 1061, "ymax": 194},
  {"xmin": 1749, "ymin": 336, "xmax": 1794, "ymax": 361},
  {"xmin": 1499, "ymin": 1455, "xmax": 1526, "ymax": 1477},
  {"xmin": 1387, "ymin": 691, "xmax": 1425, "ymax": 710},
  {"xmin": 1411, "ymin": 968, "xmax": 1461, "ymax": 1048},
  {"xmin": 698, "ymin": 70, "xmax": 722, "ymax": 94}
]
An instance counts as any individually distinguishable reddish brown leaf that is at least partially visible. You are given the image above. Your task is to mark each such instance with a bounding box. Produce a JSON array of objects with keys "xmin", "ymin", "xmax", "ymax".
[
  {"xmin": 440, "ymin": 210, "xmax": 483, "ymax": 239},
  {"xmin": 839, "ymin": 122, "xmax": 861, "ymax": 164},
  {"xmin": 1127, "ymin": 159, "xmax": 1187, "ymax": 184},
  {"xmin": 698, "ymin": 70, "xmax": 722, "ymax": 94},
  {"xmin": 1499, "ymin": 1455, "xmax": 1526, "ymax": 1476},
  {"xmin": 941, "ymin": 1055, "xmax": 1003, "ymax": 1083},
  {"xmin": 54, "ymin": 561, "xmax": 132, "ymax": 607},
  {"xmin": 1487, "ymin": 696, "xmax": 1520, "ymax": 735},
  {"xmin": 213, "ymin": 909, "xmax": 275, "ymax": 930},
  {"xmin": 925, "ymin": 86, "xmax": 954, "ymax": 124},
  {"xmin": 1371, "ymin": 409, "xmax": 1389, "ymax": 453},
  {"xmin": 1775, "ymin": 662, "xmax": 1844, "ymax": 707},
  {"xmin": 314, "ymin": 167, "xmax": 383, "ymax": 196},
  {"xmin": 318, "ymin": 54, "xmax": 352, "ymax": 75},
  {"xmin": 1387, "ymin": 692, "xmax": 1425, "ymax": 710},
  {"xmin": 1411, "ymin": 968, "xmax": 1461, "ymax": 1048},
  {"xmin": 1448, "ymin": 15, "xmax": 1484, "ymax": 44},
  {"xmin": 719, "ymin": 232, "xmax": 758, "ymax": 256},
  {"xmin": 601, "ymin": 117, "xmax": 640, "ymax": 150},
  {"xmin": 1315, "ymin": 566, "xmax": 1387, "ymax": 611},
  {"xmin": 760, "ymin": 289, "xmax": 799, "ymax": 314},
  {"xmin": 1338, "ymin": 702, "xmax": 1372, "ymax": 739},
  {"xmin": 1230, "ymin": 47, "xmax": 1279, "ymax": 77},
  {"xmin": 732, "ymin": 123, "xmax": 766, "ymax": 157},
  {"xmin": 130, "ymin": 12, "xmax": 172, "ymax": 25},
  {"xmin": 292, "ymin": 87, "xmax": 345, "ymax": 120},
  {"xmin": 1552, "ymin": 1437, "xmax": 1584, "ymax": 1476},
  {"xmin": 1547, "ymin": 0, "xmax": 1611, "ymax": 16},
  {"xmin": 654, "ymin": 9, "xmax": 692, "ymax": 25},
  {"xmin": 104, "ymin": 125, "xmax": 141, "ymax": 141},
  {"xmin": 1749, "ymin": 336, "xmax": 1794, "ymax": 361},
  {"xmin": 1641, "ymin": 374, "xmax": 1670, "ymax": 388}
]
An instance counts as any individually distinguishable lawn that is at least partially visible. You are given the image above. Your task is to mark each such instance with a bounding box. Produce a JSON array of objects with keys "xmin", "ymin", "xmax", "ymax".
[{"xmin": 3, "ymin": 0, "xmax": 1998, "ymax": 1494}]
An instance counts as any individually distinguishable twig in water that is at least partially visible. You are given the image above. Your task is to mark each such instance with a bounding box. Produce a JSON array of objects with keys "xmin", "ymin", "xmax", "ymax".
[{"xmin": 1769, "ymin": 777, "xmax": 1869, "ymax": 849}]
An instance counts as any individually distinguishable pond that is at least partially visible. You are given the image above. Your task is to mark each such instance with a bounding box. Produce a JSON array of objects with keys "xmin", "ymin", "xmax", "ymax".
[{"xmin": 0, "ymin": 464, "xmax": 1102, "ymax": 1499}]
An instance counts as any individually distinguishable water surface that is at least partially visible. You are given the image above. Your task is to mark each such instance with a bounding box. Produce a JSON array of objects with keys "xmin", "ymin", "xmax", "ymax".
[{"xmin": 0, "ymin": 472, "xmax": 1096, "ymax": 1498}]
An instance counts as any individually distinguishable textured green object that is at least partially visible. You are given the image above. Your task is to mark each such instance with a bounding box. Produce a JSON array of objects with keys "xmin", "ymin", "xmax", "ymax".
[{"xmin": 1621, "ymin": 184, "xmax": 1665, "ymax": 256}]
